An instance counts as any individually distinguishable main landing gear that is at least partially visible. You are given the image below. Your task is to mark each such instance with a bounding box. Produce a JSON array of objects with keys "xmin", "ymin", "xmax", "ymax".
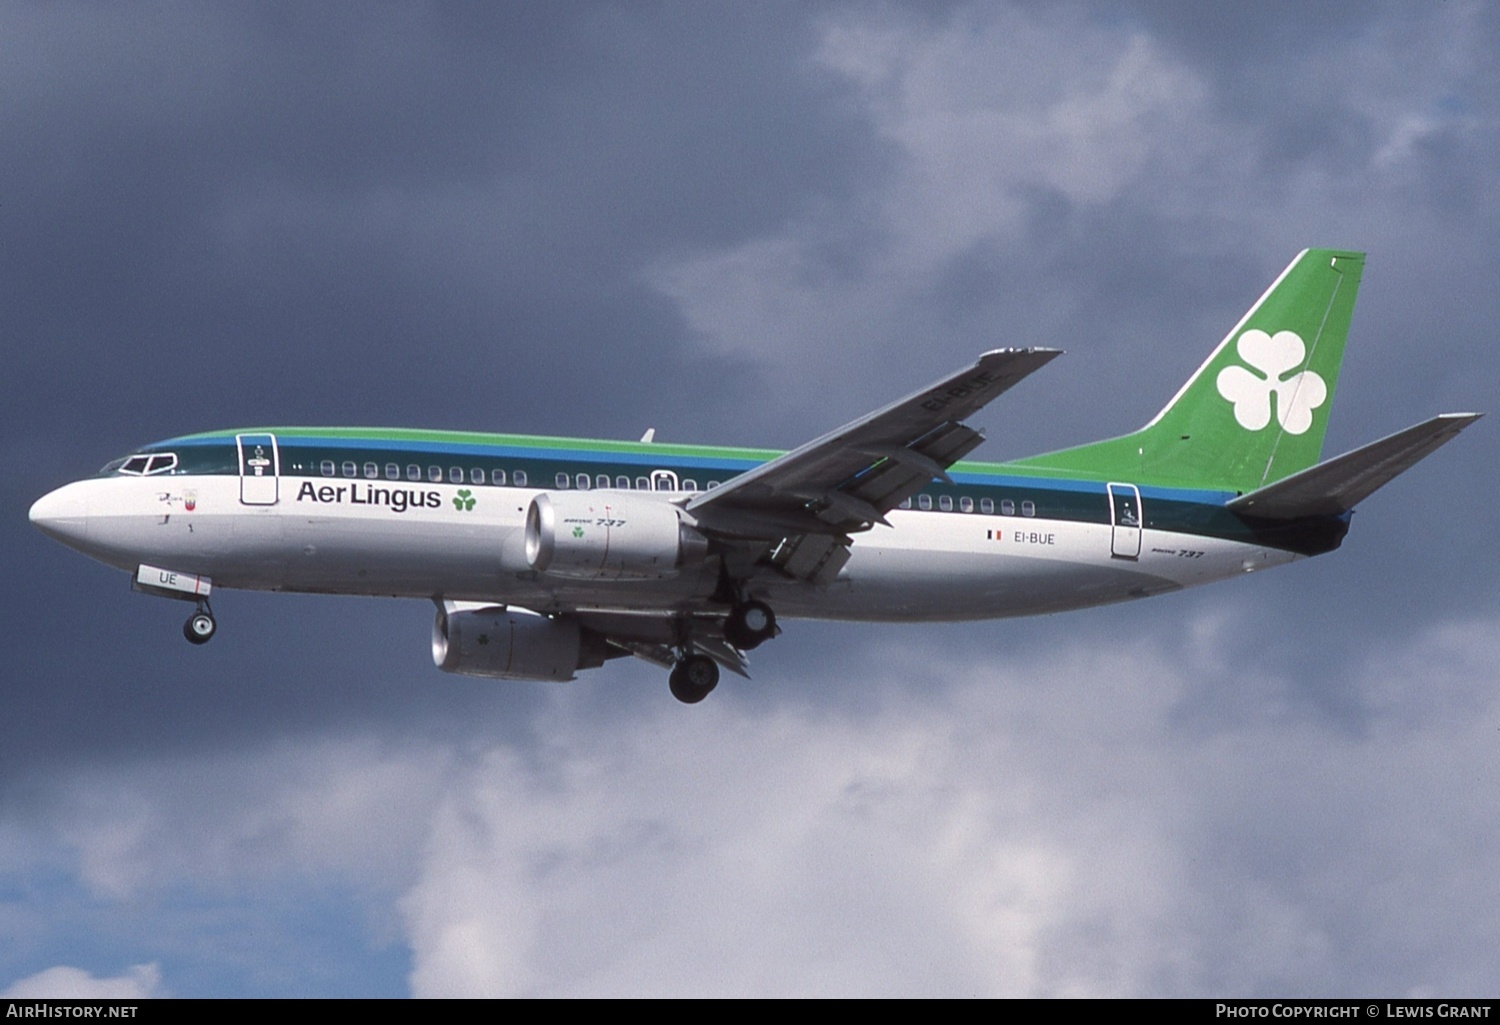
[
  {"xmin": 183, "ymin": 601, "xmax": 217, "ymax": 645},
  {"xmin": 665, "ymin": 597, "xmax": 779, "ymax": 704},
  {"xmin": 669, "ymin": 653, "xmax": 720, "ymax": 704}
]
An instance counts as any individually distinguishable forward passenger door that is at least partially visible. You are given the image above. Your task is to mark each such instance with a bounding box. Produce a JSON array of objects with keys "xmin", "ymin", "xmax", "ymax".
[{"xmin": 237, "ymin": 433, "xmax": 280, "ymax": 505}]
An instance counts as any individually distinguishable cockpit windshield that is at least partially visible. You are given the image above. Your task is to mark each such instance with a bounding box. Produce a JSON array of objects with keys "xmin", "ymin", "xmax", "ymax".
[{"xmin": 103, "ymin": 453, "xmax": 179, "ymax": 476}]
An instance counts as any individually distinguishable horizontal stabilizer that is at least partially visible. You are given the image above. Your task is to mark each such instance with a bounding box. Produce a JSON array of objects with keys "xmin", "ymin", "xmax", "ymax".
[{"xmin": 1227, "ymin": 413, "xmax": 1481, "ymax": 519}]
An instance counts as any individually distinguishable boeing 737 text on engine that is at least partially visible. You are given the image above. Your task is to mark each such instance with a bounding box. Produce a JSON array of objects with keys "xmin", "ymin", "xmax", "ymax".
[{"xmin": 29, "ymin": 250, "xmax": 1480, "ymax": 703}]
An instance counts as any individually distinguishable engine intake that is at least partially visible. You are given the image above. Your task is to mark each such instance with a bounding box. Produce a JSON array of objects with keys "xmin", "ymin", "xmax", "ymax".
[
  {"xmin": 432, "ymin": 605, "xmax": 609, "ymax": 682},
  {"xmin": 524, "ymin": 492, "xmax": 708, "ymax": 581}
]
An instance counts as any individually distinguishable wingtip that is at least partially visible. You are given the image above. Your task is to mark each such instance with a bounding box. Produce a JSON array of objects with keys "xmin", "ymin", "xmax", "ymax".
[
  {"xmin": 1435, "ymin": 411, "xmax": 1484, "ymax": 429},
  {"xmin": 977, "ymin": 346, "xmax": 1065, "ymax": 360}
]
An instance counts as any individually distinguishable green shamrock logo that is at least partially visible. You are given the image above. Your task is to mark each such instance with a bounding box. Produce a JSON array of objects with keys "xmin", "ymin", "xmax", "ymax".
[
  {"xmin": 454, "ymin": 489, "xmax": 476, "ymax": 512},
  {"xmin": 572, "ymin": 526, "xmax": 585, "ymax": 538}
]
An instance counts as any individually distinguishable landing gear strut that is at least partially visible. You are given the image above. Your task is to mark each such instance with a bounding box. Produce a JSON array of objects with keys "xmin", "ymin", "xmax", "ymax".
[
  {"xmin": 669, "ymin": 653, "xmax": 720, "ymax": 704},
  {"xmin": 183, "ymin": 601, "xmax": 217, "ymax": 645},
  {"xmin": 724, "ymin": 599, "xmax": 776, "ymax": 650}
]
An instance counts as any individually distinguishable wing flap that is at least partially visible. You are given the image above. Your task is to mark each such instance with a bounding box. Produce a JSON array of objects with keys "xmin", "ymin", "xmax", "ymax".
[
  {"xmin": 573, "ymin": 609, "xmax": 754, "ymax": 675},
  {"xmin": 1227, "ymin": 412, "xmax": 1481, "ymax": 519},
  {"xmin": 689, "ymin": 635, "xmax": 752, "ymax": 678},
  {"xmin": 768, "ymin": 532, "xmax": 854, "ymax": 584}
]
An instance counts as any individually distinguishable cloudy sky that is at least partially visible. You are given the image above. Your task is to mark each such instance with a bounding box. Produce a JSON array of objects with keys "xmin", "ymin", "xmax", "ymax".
[{"xmin": 4, "ymin": 1, "xmax": 1497, "ymax": 998}]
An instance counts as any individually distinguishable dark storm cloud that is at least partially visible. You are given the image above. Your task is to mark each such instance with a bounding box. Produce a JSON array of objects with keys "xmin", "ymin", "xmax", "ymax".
[
  {"xmin": 2, "ymin": 1, "xmax": 881, "ymax": 774},
  {"xmin": 1, "ymin": 2, "xmax": 882, "ymax": 445},
  {"xmin": 1114, "ymin": 0, "xmax": 1500, "ymax": 210},
  {"xmin": 1108, "ymin": 0, "xmax": 1368, "ymax": 70}
]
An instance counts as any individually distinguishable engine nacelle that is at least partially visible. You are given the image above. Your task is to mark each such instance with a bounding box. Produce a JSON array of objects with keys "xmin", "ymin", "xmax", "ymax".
[
  {"xmin": 432, "ymin": 605, "xmax": 608, "ymax": 682},
  {"xmin": 524, "ymin": 492, "xmax": 709, "ymax": 581}
]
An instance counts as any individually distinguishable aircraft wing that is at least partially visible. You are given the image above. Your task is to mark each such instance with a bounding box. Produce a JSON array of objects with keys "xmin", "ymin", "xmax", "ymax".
[
  {"xmin": 685, "ymin": 348, "xmax": 1061, "ymax": 581},
  {"xmin": 1227, "ymin": 412, "xmax": 1481, "ymax": 519}
]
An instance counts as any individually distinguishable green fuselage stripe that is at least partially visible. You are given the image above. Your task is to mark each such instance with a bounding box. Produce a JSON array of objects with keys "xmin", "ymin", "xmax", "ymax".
[{"xmin": 124, "ymin": 430, "xmax": 1349, "ymax": 556}]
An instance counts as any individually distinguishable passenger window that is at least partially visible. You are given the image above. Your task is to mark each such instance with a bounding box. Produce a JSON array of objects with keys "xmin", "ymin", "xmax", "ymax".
[
  {"xmin": 1022, "ymin": 500, "xmax": 1036, "ymax": 517},
  {"xmin": 899, "ymin": 497, "xmax": 912, "ymax": 509},
  {"xmin": 683, "ymin": 479, "xmax": 698, "ymax": 492},
  {"xmin": 407, "ymin": 465, "xmax": 421, "ymax": 482},
  {"xmin": 513, "ymin": 470, "xmax": 527, "ymax": 487},
  {"xmin": 556, "ymin": 472, "xmax": 570, "ymax": 488},
  {"xmin": 342, "ymin": 461, "xmax": 357, "ymax": 478},
  {"xmin": 708, "ymin": 481, "xmax": 720, "ymax": 489},
  {"xmin": 939, "ymin": 495, "xmax": 953, "ymax": 512},
  {"xmin": 616, "ymin": 476, "xmax": 631, "ymax": 489},
  {"xmin": 960, "ymin": 496, "xmax": 974, "ymax": 513},
  {"xmin": 449, "ymin": 467, "xmax": 463, "ymax": 484},
  {"xmin": 918, "ymin": 494, "xmax": 932, "ymax": 511},
  {"xmin": 320, "ymin": 460, "xmax": 335, "ymax": 477},
  {"xmin": 1001, "ymin": 499, "xmax": 1016, "ymax": 516},
  {"xmin": 492, "ymin": 469, "xmax": 507, "ymax": 486},
  {"xmin": 364, "ymin": 462, "xmax": 379, "ymax": 479},
  {"xmin": 385, "ymin": 463, "xmax": 400, "ymax": 480},
  {"xmin": 576, "ymin": 473, "xmax": 591, "ymax": 490},
  {"xmin": 428, "ymin": 466, "xmax": 442, "ymax": 483},
  {"xmin": 635, "ymin": 477, "xmax": 649, "ymax": 491},
  {"xmin": 980, "ymin": 497, "xmax": 994, "ymax": 515},
  {"xmin": 471, "ymin": 468, "xmax": 484, "ymax": 485},
  {"xmin": 597, "ymin": 475, "xmax": 611, "ymax": 490}
]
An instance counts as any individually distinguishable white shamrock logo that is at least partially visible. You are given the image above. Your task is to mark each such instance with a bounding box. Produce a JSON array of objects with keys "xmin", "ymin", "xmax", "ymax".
[{"xmin": 1215, "ymin": 329, "xmax": 1327, "ymax": 435}]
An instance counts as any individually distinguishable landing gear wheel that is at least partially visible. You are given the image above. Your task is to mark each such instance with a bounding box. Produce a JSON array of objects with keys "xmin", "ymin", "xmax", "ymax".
[
  {"xmin": 669, "ymin": 654, "xmax": 720, "ymax": 704},
  {"xmin": 724, "ymin": 599, "xmax": 776, "ymax": 650},
  {"xmin": 184, "ymin": 610, "xmax": 217, "ymax": 645}
]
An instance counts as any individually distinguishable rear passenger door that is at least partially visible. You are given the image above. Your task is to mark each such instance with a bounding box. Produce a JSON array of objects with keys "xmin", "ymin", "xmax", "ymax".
[{"xmin": 1107, "ymin": 482, "xmax": 1142, "ymax": 559}]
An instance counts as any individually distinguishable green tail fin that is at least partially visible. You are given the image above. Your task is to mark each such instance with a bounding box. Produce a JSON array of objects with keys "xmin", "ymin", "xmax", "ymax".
[{"xmin": 1014, "ymin": 248, "xmax": 1365, "ymax": 492}]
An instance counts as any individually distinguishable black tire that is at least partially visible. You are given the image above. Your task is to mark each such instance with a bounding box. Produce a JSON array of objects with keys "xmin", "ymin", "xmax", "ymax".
[
  {"xmin": 184, "ymin": 612, "xmax": 216, "ymax": 645},
  {"xmin": 669, "ymin": 654, "xmax": 719, "ymax": 704},
  {"xmin": 724, "ymin": 600, "xmax": 776, "ymax": 650}
]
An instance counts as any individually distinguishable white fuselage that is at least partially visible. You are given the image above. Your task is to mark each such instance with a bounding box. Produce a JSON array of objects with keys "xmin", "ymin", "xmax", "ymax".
[{"xmin": 29, "ymin": 473, "xmax": 1296, "ymax": 623}]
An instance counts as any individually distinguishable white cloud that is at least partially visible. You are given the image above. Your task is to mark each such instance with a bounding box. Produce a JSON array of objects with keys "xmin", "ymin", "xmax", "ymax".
[
  {"xmin": 46, "ymin": 737, "xmax": 455, "ymax": 900},
  {"xmin": 819, "ymin": 12, "xmax": 1205, "ymax": 234},
  {"xmin": 2, "ymin": 963, "xmax": 163, "ymax": 1000},
  {"xmin": 8, "ymin": 609, "xmax": 1500, "ymax": 996},
  {"xmin": 399, "ymin": 703, "xmax": 1076, "ymax": 996},
  {"xmin": 394, "ymin": 613, "xmax": 1500, "ymax": 996}
]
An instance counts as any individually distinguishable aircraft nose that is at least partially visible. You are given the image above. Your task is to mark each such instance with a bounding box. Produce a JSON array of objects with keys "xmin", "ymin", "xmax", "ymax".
[{"xmin": 29, "ymin": 482, "xmax": 91, "ymax": 545}]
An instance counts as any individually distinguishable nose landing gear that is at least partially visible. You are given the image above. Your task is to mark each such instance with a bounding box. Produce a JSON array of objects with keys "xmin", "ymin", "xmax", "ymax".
[{"xmin": 183, "ymin": 602, "xmax": 217, "ymax": 645}]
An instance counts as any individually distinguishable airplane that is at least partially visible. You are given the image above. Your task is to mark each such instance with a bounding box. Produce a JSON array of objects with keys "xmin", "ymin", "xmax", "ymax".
[{"xmin": 29, "ymin": 249, "xmax": 1480, "ymax": 703}]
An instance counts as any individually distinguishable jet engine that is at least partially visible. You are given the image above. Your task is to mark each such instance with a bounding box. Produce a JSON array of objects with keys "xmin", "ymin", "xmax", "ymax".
[
  {"xmin": 432, "ymin": 605, "xmax": 610, "ymax": 682},
  {"xmin": 524, "ymin": 492, "xmax": 709, "ymax": 581}
]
